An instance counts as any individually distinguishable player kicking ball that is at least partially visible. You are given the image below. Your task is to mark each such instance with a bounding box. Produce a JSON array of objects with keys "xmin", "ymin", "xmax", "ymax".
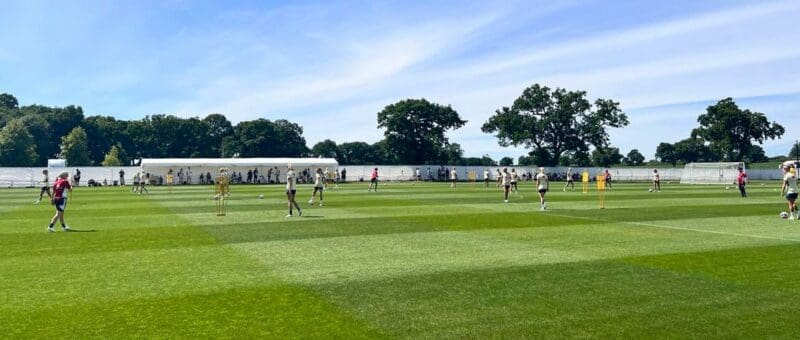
[
  {"xmin": 285, "ymin": 164, "xmax": 302, "ymax": 217},
  {"xmin": 309, "ymin": 168, "xmax": 324, "ymax": 207},
  {"xmin": 652, "ymin": 169, "xmax": 661, "ymax": 192},
  {"xmin": 536, "ymin": 167, "xmax": 549, "ymax": 211},
  {"xmin": 781, "ymin": 165, "xmax": 798, "ymax": 220},
  {"xmin": 47, "ymin": 171, "xmax": 72, "ymax": 232}
]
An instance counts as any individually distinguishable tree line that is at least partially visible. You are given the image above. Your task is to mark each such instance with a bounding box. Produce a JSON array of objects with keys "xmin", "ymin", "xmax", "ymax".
[{"xmin": 0, "ymin": 85, "xmax": 786, "ymax": 167}]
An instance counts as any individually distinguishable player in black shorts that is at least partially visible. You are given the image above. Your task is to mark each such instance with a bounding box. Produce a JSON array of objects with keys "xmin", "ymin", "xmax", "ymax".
[{"xmin": 35, "ymin": 169, "xmax": 52, "ymax": 204}]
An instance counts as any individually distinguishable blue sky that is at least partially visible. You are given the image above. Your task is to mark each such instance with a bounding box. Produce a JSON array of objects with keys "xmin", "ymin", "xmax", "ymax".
[{"xmin": 2, "ymin": 0, "xmax": 799, "ymax": 161}]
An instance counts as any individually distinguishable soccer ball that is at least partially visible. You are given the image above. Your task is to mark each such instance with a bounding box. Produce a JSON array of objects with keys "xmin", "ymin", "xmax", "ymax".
[
  {"xmin": 258, "ymin": 194, "xmax": 264, "ymax": 199},
  {"xmin": 725, "ymin": 187, "xmax": 730, "ymax": 190},
  {"xmin": 780, "ymin": 211, "xmax": 789, "ymax": 219},
  {"xmin": 648, "ymin": 188, "xmax": 653, "ymax": 192}
]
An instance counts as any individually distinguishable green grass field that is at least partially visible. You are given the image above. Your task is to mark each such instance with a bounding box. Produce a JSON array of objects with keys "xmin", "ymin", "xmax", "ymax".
[{"xmin": 3, "ymin": 180, "xmax": 800, "ymax": 338}]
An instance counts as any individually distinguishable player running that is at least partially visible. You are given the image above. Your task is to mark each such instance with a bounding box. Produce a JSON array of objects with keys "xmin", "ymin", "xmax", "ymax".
[
  {"xmin": 563, "ymin": 167, "xmax": 574, "ymax": 191},
  {"xmin": 536, "ymin": 167, "xmax": 549, "ymax": 211},
  {"xmin": 368, "ymin": 168, "xmax": 379, "ymax": 192},
  {"xmin": 47, "ymin": 171, "xmax": 72, "ymax": 232},
  {"xmin": 737, "ymin": 167, "xmax": 748, "ymax": 198},
  {"xmin": 285, "ymin": 165, "xmax": 302, "ymax": 217},
  {"xmin": 34, "ymin": 169, "xmax": 52, "ymax": 204},
  {"xmin": 652, "ymin": 169, "xmax": 661, "ymax": 192},
  {"xmin": 450, "ymin": 167, "xmax": 458, "ymax": 189},
  {"xmin": 501, "ymin": 168, "xmax": 511, "ymax": 203},
  {"xmin": 309, "ymin": 168, "xmax": 324, "ymax": 207},
  {"xmin": 781, "ymin": 164, "xmax": 798, "ymax": 219}
]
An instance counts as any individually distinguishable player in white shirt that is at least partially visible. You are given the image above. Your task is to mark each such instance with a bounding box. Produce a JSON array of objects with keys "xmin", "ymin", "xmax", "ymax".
[
  {"xmin": 495, "ymin": 169, "xmax": 502, "ymax": 188},
  {"xmin": 285, "ymin": 164, "xmax": 302, "ymax": 217},
  {"xmin": 563, "ymin": 167, "xmax": 574, "ymax": 191},
  {"xmin": 139, "ymin": 172, "xmax": 149, "ymax": 195},
  {"xmin": 510, "ymin": 169, "xmax": 519, "ymax": 193},
  {"xmin": 323, "ymin": 168, "xmax": 331, "ymax": 189},
  {"xmin": 131, "ymin": 172, "xmax": 140, "ymax": 193},
  {"xmin": 450, "ymin": 167, "xmax": 458, "ymax": 189},
  {"xmin": 781, "ymin": 165, "xmax": 798, "ymax": 219},
  {"xmin": 414, "ymin": 168, "xmax": 421, "ymax": 185},
  {"xmin": 652, "ymin": 169, "xmax": 661, "ymax": 192},
  {"xmin": 483, "ymin": 169, "xmax": 490, "ymax": 188},
  {"xmin": 501, "ymin": 168, "xmax": 512, "ymax": 203},
  {"xmin": 34, "ymin": 169, "xmax": 52, "ymax": 204},
  {"xmin": 536, "ymin": 167, "xmax": 549, "ymax": 211},
  {"xmin": 309, "ymin": 168, "xmax": 325, "ymax": 207}
]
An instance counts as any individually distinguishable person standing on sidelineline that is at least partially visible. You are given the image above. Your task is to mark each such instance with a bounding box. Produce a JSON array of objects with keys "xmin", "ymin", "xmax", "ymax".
[
  {"xmin": 737, "ymin": 167, "xmax": 748, "ymax": 198},
  {"xmin": 483, "ymin": 169, "xmax": 490, "ymax": 188},
  {"xmin": 604, "ymin": 169, "xmax": 613, "ymax": 190},
  {"xmin": 450, "ymin": 167, "xmax": 458, "ymax": 189},
  {"xmin": 47, "ymin": 171, "xmax": 72, "ymax": 232}
]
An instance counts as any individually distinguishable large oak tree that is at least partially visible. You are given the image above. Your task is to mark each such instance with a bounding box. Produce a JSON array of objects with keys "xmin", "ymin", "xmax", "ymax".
[
  {"xmin": 377, "ymin": 99, "xmax": 466, "ymax": 164},
  {"xmin": 481, "ymin": 84, "xmax": 628, "ymax": 165},
  {"xmin": 691, "ymin": 98, "xmax": 784, "ymax": 162}
]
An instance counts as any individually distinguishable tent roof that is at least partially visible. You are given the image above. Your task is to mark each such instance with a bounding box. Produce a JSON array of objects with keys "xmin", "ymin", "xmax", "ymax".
[{"xmin": 140, "ymin": 158, "xmax": 339, "ymax": 168}]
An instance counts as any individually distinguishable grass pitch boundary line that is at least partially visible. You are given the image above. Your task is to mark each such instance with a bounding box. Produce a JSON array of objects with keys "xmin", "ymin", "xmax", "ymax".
[{"xmin": 545, "ymin": 212, "xmax": 800, "ymax": 243}]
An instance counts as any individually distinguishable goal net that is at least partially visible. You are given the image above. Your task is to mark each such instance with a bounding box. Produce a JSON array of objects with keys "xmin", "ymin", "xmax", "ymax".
[{"xmin": 680, "ymin": 162, "xmax": 745, "ymax": 184}]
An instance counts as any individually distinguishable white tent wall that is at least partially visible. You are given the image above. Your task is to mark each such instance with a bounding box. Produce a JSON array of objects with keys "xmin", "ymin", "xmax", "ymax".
[
  {"xmin": 0, "ymin": 166, "xmax": 139, "ymax": 188},
  {"xmin": 140, "ymin": 158, "xmax": 339, "ymax": 184},
  {"xmin": 0, "ymin": 165, "xmax": 786, "ymax": 188},
  {"xmin": 337, "ymin": 166, "xmax": 687, "ymax": 182}
]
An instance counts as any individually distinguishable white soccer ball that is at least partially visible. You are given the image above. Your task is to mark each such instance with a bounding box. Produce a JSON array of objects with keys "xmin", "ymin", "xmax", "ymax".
[
  {"xmin": 780, "ymin": 211, "xmax": 789, "ymax": 219},
  {"xmin": 258, "ymin": 194, "xmax": 264, "ymax": 199},
  {"xmin": 725, "ymin": 187, "xmax": 730, "ymax": 190},
  {"xmin": 648, "ymin": 188, "xmax": 653, "ymax": 192}
]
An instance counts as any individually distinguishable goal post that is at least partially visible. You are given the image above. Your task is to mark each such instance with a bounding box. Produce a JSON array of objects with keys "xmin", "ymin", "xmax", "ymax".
[{"xmin": 680, "ymin": 162, "xmax": 745, "ymax": 185}]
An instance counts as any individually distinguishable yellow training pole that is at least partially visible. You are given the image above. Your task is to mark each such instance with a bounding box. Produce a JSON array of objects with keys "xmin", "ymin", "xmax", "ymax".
[{"xmin": 596, "ymin": 173, "xmax": 606, "ymax": 209}]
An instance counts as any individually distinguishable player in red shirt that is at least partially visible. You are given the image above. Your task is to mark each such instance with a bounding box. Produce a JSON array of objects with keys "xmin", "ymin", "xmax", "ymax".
[
  {"xmin": 48, "ymin": 171, "xmax": 72, "ymax": 232},
  {"xmin": 737, "ymin": 167, "xmax": 748, "ymax": 198},
  {"xmin": 368, "ymin": 168, "xmax": 379, "ymax": 192}
]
